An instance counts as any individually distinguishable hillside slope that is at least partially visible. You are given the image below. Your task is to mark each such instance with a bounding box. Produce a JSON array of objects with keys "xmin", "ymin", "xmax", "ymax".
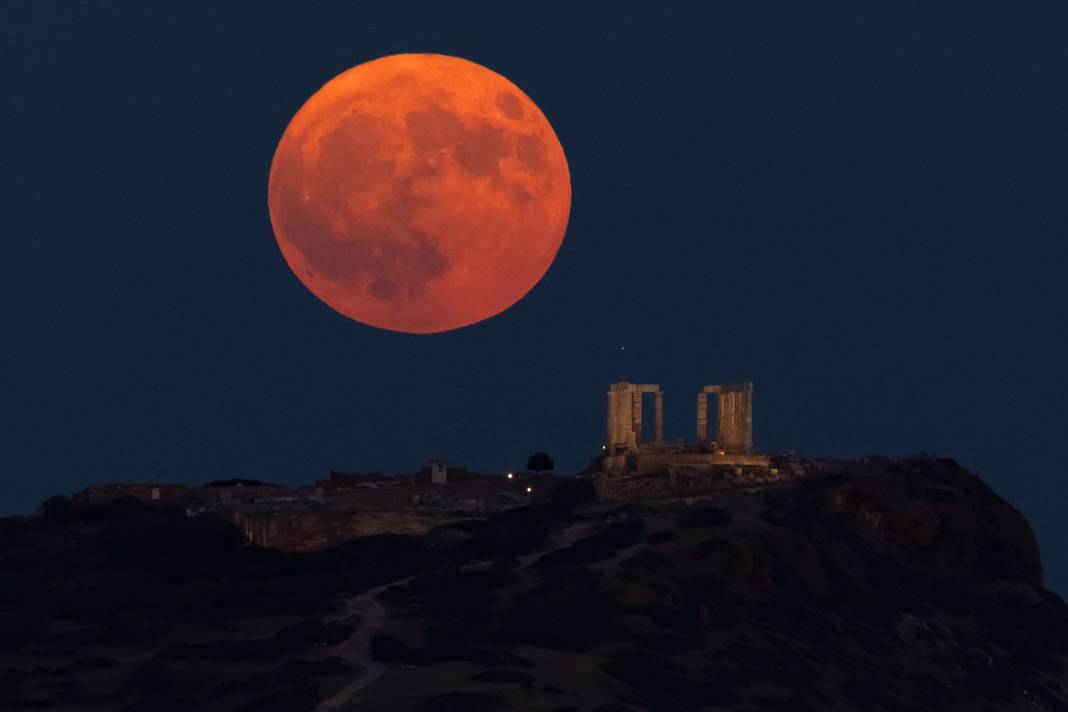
[
  {"xmin": 1, "ymin": 457, "xmax": 1065, "ymax": 711},
  {"xmin": 354, "ymin": 458, "xmax": 1066, "ymax": 711}
]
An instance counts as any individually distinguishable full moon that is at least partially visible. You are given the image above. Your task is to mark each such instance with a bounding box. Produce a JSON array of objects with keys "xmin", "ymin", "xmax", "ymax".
[{"xmin": 268, "ymin": 54, "xmax": 571, "ymax": 333}]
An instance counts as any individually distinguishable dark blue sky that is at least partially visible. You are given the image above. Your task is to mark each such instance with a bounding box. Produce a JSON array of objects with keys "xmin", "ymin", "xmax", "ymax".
[{"xmin": 4, "ymin": 2, "xmax": 1066, "ymax": 593}]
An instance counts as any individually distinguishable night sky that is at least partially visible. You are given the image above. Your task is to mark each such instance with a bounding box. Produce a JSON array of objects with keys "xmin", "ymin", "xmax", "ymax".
[{"xmin": 4, "ymin": 2, "xmax": 1066, "ymax": 594}]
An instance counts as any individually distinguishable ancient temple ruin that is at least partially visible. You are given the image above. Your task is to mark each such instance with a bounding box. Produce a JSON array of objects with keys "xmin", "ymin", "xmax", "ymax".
[
  {"xmin": 606, "ymin": 382, "xmax": 664, "ymax": 451},
  {"xmin": 602, "ymin": 381, "xmax": 770, "ymax": 475},
  {"xmin": 696, "ymin": 382, "xmax": 753, "ymax": 452}
]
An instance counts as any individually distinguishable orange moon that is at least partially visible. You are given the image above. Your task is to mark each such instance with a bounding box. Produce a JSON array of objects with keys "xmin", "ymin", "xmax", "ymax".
[{"xmin": 268, "ymin": 54, "xmax": 571, "ymax": 333}]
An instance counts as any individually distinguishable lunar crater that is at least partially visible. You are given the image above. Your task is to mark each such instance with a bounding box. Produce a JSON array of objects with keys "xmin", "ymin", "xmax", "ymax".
[{"xmin": 495, "ymin": 91, "xmax": 524, "ymax": 119}]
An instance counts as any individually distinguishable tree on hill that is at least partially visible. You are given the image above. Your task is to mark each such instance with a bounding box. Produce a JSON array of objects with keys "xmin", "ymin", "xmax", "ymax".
[
  {"xmin": 39, "ymin": 494, "xmax": 76, "ymax": 525},
  {"xmin": 526, "ymin": 452, "xmax": 554, "ymax": 474}
]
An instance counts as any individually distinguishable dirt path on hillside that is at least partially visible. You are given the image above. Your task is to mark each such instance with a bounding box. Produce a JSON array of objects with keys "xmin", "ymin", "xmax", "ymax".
[
  {"xmin": 313, "ymin": 519, "xmax": 595, "ymax": 711},
  {"xmin": 312, "ymin": 576, "xmax": 402, "ymax": 711}
]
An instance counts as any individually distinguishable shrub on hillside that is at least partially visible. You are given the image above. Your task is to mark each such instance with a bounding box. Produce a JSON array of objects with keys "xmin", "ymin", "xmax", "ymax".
[
  {"xmin": 96, "ymin": 615, "xmax": 166, "ymax": 646},
  {"xmin": 646, "ymin": 530, "xmax": 679, "ymax": 545},
  {"xmin": 160, "ymin": 621, "xmax": 353, "ymax": 662},
  {"xmin": 423, "ymin": 691, "xmax": 505, "ymax": 711},
  {"xmin": 78, "ymin": 496, "xmax": 156, "ymax": 525},
  {"xmin": 404, "ymin": 565, "xmax": 516, "ymax": 625},
  {"xmin": 315, "ymin": 533, "xmax": 429, "ymax": 581},
  {"xmin": 536, "ymin": 520, "xmax": 643, "ymax": 569},
  {"xmin": 550, "ymin": 478, "xmax": 597, "ymax": 510},
  {"xmin": 467, "ymin": 669, "xmax": 535, "ymax": 685},
  {"xmin": 97, "ymin": 509, "xmax": 243, "ymax": 578},
  {"xmin": 51, "ymin": 657, "xmax": 119, "ymax": 674},
  {"xmin": 601, "ymin": 648, "xmax": 739, "ymax": 708},
  {"xmin": 238, "ymin": 689, "xmax": 319, "ymax": 712},
  {"xmin": 126, "ymin": 659, "xmax": 179, "ymax": 697},
  {"xmin": 497, "ymin": 569, "xmax": 622, "ymax": 651},
  {"xmin": 0, "ymin": 612, "xmax": 50, "ymax": 651},
  {"xmin": 620, "ymin": 548, "xmax": 674, "ymax": 571},
  {"xmin": 280, "ymin": 657, "xmax": 353, "ymax": 677},
  {"xmin": 122, "ymin": 697, "xmax": 199, "ymax": 712},
  {"xmin": 677, "ymin": 506, "xmax": 731, "ymax": 529},
  {"xmin": 461, "ymin": 503, "xmax": 559, "ymax": 559},
  {"xmin": 39, "ymin": 495, "xmax": 76, "ymax": 526}
]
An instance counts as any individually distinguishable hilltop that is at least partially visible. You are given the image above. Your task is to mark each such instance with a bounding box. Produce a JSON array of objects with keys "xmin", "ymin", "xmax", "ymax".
[{"xmin": 1, "ymin": 457, "xmax": 1066, "ymax": 711}]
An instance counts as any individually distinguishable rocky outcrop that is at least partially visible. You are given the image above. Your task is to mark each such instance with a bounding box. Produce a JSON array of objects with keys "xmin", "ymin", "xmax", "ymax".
[
  {"xmin": 822, "ymin": 458, "xmax": 1043, "ymax": 588},
  {"xmin": 364, "ymin": 458, "xmax": 1067, "ymax": 711},
  {"xmin": 237, "ymin": 509, "xmax": 460, "ymax": 552}
]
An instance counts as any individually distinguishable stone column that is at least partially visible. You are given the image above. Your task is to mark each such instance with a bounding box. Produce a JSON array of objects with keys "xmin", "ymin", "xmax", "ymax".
[
  {"xmin": 714, "ymin": 383, "xmax": 754, "ymax": 453},
  {"xmin": 607, "ymin": 386, "xmax": 635, "ymax": 450},
  {"xmin": 731, "ymin": 390, "xmax": 740, "ymax": 448},
  {"xmin": 696, "ymin": 392, "xmax": 708, "ymax": 444},
  {"xmin": 716, "ymin": 391, "xmax": 727, "ymax": 449},
  {"xmin": 606, "ymin": 389, "xmax": 617, "ymax": 446},
  {"xmin": 627, "ymin": 390, "xmax": 636, "ymax": 446},
  {"xmin": 717, "ymin": 390, "xmax": 733, "ymax": 451},
  {"xmin": 608, "ymin": 383, "xmax": 641, "ymax": 451},
  {"xmin": 654, "ymin": 391, "xmax": 664, "ymax": 444},
  {"xmin": 741, "ymin": 382, "xmax": 754, "ymax": 453},
  {"xmin": 721, "ymin": 390, "xmax": 739, "ymax": 450}
]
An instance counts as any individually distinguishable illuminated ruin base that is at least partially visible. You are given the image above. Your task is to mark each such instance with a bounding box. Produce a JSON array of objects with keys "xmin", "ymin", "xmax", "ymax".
[{"xmin": 601, "ymin": 448, "xmax": 771, "ymax": 476}]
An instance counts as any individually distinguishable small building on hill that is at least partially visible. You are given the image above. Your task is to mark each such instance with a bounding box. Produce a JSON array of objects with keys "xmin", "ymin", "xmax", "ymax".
[
  {"xmin": 72, "ymin": 483, "xmax": 189, "ymax": 506},
  {"xmin": 416, "ymin": 461, "xmax": 472, "ymax": 484}
]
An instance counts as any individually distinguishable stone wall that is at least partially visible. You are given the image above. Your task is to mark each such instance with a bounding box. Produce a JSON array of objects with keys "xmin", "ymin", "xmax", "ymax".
[
  {"xmin": 72, "ymin": 483, "xmax": 189, "ymax": 506},
  {"xmin": 69, "ymin": 474, "xmax": 557, "ymax": 552},
  {"xmin": 236, "ymin": 509, "xmax": 461, "ymax": 552}
]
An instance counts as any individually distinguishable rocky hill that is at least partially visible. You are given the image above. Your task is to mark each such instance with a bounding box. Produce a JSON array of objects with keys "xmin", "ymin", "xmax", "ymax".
[{"xmin": 1, "ymin": 457, "xmax": 1066, "ymax": 711}]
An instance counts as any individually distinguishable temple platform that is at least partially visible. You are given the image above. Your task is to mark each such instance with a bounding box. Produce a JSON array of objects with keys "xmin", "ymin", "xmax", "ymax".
[{"xmin": 602, "ymin": 446, "xmax": 770, "ymax": 476}]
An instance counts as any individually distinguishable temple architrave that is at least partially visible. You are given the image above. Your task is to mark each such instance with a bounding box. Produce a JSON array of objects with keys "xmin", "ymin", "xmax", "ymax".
[{"xmin": 602, "ymin": 381, "xmax": 770, "ymax": 475}]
